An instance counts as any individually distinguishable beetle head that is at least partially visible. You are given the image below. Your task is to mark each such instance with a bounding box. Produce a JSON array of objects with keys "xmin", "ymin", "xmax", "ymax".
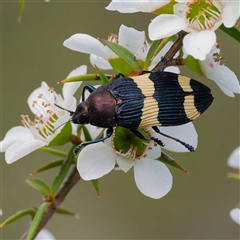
[{"xmin": 71, "ymin": 102, "xmax": 89, "ymax": 124}]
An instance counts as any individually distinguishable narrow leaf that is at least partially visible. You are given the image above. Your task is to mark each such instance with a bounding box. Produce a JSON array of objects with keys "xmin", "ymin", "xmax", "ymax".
[
  {"xmin": 94, "ymin": 65, "xmax": 110, "ymax": 84},
  {"xmin": 58, "ymin": 74, "xmax": 105, "ymax": 84},
  {"xmin": 91, "ymin": 179, "xmax": 100, "ymax": 197},
  {"xmin": 145, "ymin": 39, "xmax": 163, "ymax": 69},
  {"xmin": 183, "ymin": 55, "xmax": 205, "ymax": 77},
  {"xmin": 51, "ymin": 145, "xmax": 76, "ymax": 194},
  {"xmin": 48, "ymin": 122, "xmax": 72, "ymax": 146},
  {"xmin": 26, "ymin": 178, "xmax": 50, "ymax": 195},
  {"xmin": 219, "ymin": 25, "xmax": 240, "ymax": 43},
  {"xmin": 81, "ymin": 125, "xmax": 92, "ymax": 141},
  {"xmin": 18, "ymin": 0, "xmax": 25, "ymax": 22},
  {"xmin": 157, "ymin": 151, "xmax": 188, "ymax": 173},
  {"xmin": 0, "ymin": 208, "xmax": 36, "ymax": 228},
  {"xmin": 40, "ymin": 147, "xmax": 67, "ymax": 157},
  {"xmin": 26, "ymin": 203, "xmax": 48, "ymax": 240},
  {"xmin": 56, "ymin": 208, "xmax": 80, "ymax": 219},
  {"xmin": 30, "ymin": 160, "xmax": 64, "ymax": 175},
  {"xmin": 98, "ymin": 38, "xmax": 142, "ymax": 70}
]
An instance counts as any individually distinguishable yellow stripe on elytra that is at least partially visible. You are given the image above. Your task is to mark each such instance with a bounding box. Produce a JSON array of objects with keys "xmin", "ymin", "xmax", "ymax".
[
  {"xmin": 139, "ymin": 97, "xmax": 160, "ymax": 128},
  {"xmin": 184, "ymin": 95, "xmax": 200, "ymax": 120},
  {"xmin": 131, "ymin": 73, "xmax": 155, "ymax": 97},
  {"xmin": 131, "ymin": 74, "xmax": 160, "ymax": 128},
  {"xmin": 178, "ymin": 75, "xmax": 193, "ymax": 92}
]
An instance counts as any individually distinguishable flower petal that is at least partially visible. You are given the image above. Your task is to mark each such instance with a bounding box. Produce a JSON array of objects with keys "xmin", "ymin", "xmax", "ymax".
[
  {"xmin": 143, "ymin": 138, "xmax": 161, "ymax": 159},
  {"xmin": 183, "ymin": 31, "xmax": 216, "ymax": 61},
  {"xmin": 81, "ymin": 124, "xmax": 103, "ymax": 141},
  {"xmin": 118, "ymin": 25, "xmax": 145, "ymax": 54},
  {"xmin": 5, "ymin": 139, "xmax": 46, "ymax": 164},
  {"xmin": 106, "ymin": 0, "xmax": 166, "ymax": 13},
  {"xmin": 154, "ymin": 123, "xmax": 198, "ymax": 152},
  {"xmin": 149, "ymin": 14, "xmax": 187, "ymax": 40},
  {"xmin": 0, "ymin": 126, "xmax": 34, "ymax": 152},
  {"xmin": 63, "ymin": 34, "xmax": 106, "ymax": 59},
  {"xmin": 62, "ymin": 65, "xmax": 87, "ymax": 98},
  {"xmin": 134, "ymin": 158, "xmax": 172, "ymax": 199},
  {"xmin": 227, "ymin": 146, "xmax": 240, "ymax": 169},
  {"xmin": 222, "ymin": 2, "xmax": 240, "ymax": 28},
  {"xmin": 35, "ymin": 229, "xmax": 55, "ymax": 240},
  {"xmin": 204, "ymin": 65, "xmax": 240, "ymax": 96},
  {"xmin": 90, "ymin": 54, "xmax": 112, "ymax": 70},
  {"xmin": 230, "ymin": 208, "xmax": 240, "ymax": 225},
  {"xmin": 77, "ymin": 143, "xmax": 115, "ymax": 180},
  {"xmin": 116, "ymin": 155, "xmax": 134, "ymax": 173}
]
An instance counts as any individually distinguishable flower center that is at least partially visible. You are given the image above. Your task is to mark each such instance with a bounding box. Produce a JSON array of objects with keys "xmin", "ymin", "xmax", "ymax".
[
  {"xmin": 113, "ymin": 126, "xmax": 150, "ymax": 160},
  {"xmin": 185, "ymin": 0, "xmax": 222, "ymax": 30},
  {"xmin": 21, "ymin": 87, "xmax": 63, "ymax": 141}
]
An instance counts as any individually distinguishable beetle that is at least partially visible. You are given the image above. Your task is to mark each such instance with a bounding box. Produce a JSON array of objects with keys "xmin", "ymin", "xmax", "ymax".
[{"xmin": 55, "ymin": 71, "xmax": 213, "ymax": 155}]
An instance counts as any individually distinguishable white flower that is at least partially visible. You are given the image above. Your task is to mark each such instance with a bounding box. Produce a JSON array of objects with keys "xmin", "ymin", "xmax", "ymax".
[
  {"xmin": 0, "ymin": 65, "xmax": 87, "ymax": 164},
  {"xmin": 230, "ymin": 208, "xmax": 240, "ymax": 225},
  {"xmin": 77, "ymin": 123, "xmax": 197, "ymax": 199},
  {"xmin": 64, "ymin": 24, "xmax": 179, "ymax": 73},
  {"xmin": 199, "ymin": 45, "xmax": 240, "ymax": 97},
  {"xmin": 35, "ymin": 229, "xmax": 55, "ymax": 240},
  {"xmin": 227, "ymin": 146, "xmax": 240, "ymax": 169},
  {"xmin": 106, "ymin": 0, "xmax": 171, "ymax": 13},
  {"xmin": 149, "ymin": 0, "xmax": 239, "ymax": 60},
  {"xmin": 64, "ymin": 24, "xmax": 148, "ymax": 70}
]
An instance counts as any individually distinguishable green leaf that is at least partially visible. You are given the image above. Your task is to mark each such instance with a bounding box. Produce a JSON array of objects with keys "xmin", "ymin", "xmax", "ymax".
[
  {"xmin": 30, "ymin": 159, "xmax": 64, "ymax": 175},
  {"xmin": 81, "ymin": 125, "xmax": 92, "ymax": 141},
  {"xmin": 183, "ymin": 55, "xmax": 205, "ymax": 77},
  {"xmin": 26, "ymin": 203, "xmax": 48, "ymax": 240},
  {"xmin": 109, "ymin": 58, "xmax": 134, "ymax": 76},
  {"xmin": 153, "ymin": 0, "xmax": 175, "ymax": 14},
  {"xmin": 0, "ymin": 208, "xmax": 36, "ymax": 228},
  {"xmin": 56, "ymin": 208, "xmax": 80, "ymax": 219},
  {"xmin": 145, "ymin": 39, "xmax": 163, "ymax": 69},
  {"xmin": 145, "ymin": 38, "xmax": 172, "ymax": 69},
  {"xmin": 94, "ymin": 66, "xmax": 110, "ymax": 84},
  {"xmin": 58, "ymin": 73, "xmax": 111, "ymax": 84},
  {"xmin": 91, "ymin": 179, "xmax": 100, "ymax": 197},
  {"xmin": 157, "ymin": 152, "xmax": 188, "ymax": 173},
  {"xmin": 219, "ymin": 25, "xmax": 240, "ymax": 43},
  {"xmin": 51, "ymin": 145, "xmax": 76, "ymax": 194},
  {"xmin": 99, "ymin": 39, "xmax": 142, "ymax": 70},
  {"xmin": 26, "ymin": 178, "xmax": 51, "ymax": 195},
  {"xmin": 40, "ymin": 147, "xmax": 67, "ymax": 157},
  {"xmin": 48, "ymin": 122, "xmax": 72, "ymax": 146},
  {"xmin": 18, "ymin": 0, "xmax": 25, "ymax": 22}
]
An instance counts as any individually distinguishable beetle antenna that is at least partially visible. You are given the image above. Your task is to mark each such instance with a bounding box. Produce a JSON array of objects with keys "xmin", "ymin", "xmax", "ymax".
[
  {"xmin": 54, "ymin": 119, "xmax": 72, "ymax": 132},
  {"xmin": 54, "ymin": 103, "xmax": 74, "ymax": 114}
]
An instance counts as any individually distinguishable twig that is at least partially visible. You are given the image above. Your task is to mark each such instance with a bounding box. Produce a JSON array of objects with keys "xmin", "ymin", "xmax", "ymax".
[
  {"xmin": 152, "ymin": 31, "xmax": 188, "ymax": 72},
  {"xmin": 19, "ymin": 166, "xmax": 81, "ymax": 240}
]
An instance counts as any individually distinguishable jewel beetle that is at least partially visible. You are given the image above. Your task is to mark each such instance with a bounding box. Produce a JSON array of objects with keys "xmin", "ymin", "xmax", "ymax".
[{"xmin": 55, "ymin": 71, "xmax": 213, "ymax": 155}]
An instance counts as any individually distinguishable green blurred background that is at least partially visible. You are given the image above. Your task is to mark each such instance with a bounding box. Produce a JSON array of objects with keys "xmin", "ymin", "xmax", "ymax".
[{"xmin": 1, "ymin": 1, "xmax": 239, "ymax": 239}]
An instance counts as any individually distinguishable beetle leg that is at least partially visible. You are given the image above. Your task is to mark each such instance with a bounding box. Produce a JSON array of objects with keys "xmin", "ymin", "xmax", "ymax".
[
  {"xmin": 73, "ymin": 127, "xmax": 114, "ymax": 155},
  {"xmin": 82, "ymin": 84, "xmax": 96, "ymax": 101},
  {"xmin": 139, "ymin": 70, "xmax": 152, "ymax": 75},
  {"xmin": 131, "ymin": 129, "xmax": 165, "ymax": 147},
  {"xmin": 160, "ymin": 57, "xmax": 165, "ymax": 72},
  {"xmin": 115, "ymin": 73, "xmax": 125, "ymax": 79},
  {"xmin": 152, "ymin": 126, "xmax": 195, "ymax": 152}
]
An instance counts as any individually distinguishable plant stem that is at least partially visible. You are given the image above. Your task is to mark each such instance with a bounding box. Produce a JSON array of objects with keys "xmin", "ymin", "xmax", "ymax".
[
  {"xmin": 152, "ymin": 30, "xmax": 188, "ymax": 72},
  {"xmin": 19, "ymin": 166, "xmax": 81, "ymax": 240}
]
